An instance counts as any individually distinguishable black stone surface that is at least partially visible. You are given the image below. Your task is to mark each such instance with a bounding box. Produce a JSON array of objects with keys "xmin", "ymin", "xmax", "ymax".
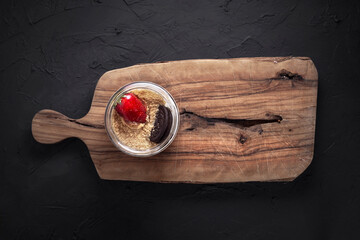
[{"xmin": 1, "ymin": 0, "xmax": 360, "ymax": 239}]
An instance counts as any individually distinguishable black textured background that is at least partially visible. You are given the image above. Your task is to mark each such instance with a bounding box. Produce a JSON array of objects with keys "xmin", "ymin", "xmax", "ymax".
[{"xmin": 1, "ymin": 0, "xmax": 360, "ymax": 239}]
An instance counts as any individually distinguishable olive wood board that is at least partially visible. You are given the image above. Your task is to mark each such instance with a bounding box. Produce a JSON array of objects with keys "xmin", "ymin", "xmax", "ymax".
[{"xmin": 32, "ymin": 57, "xmax": 318, "ymax": 183}]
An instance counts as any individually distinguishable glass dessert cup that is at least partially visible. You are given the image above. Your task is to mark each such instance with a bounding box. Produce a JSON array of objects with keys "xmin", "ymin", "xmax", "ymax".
[{"xmin": 105, "ymin": 82, "xmax": 180, "ymax": 157}]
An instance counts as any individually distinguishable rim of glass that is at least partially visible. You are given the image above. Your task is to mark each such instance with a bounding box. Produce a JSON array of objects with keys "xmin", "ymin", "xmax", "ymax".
[{"xmin": 104, "ymin": 81, "xmax": 180, "ymax": 157}]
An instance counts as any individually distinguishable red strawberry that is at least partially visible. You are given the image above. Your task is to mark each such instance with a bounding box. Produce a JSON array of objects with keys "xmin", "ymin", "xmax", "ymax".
[{"xmin": 115, "ymin": 93, "xmax": 147, "ymax": 123}]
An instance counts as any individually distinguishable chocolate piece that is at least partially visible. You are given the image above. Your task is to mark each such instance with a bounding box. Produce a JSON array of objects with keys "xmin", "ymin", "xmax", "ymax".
[
  {"xmin": 161, "ymin": 106, "xmax": 172, "ymax": 142},
  {"xmin": 150, "ymin": 105, "xmax": 172, "ymax": 143}
]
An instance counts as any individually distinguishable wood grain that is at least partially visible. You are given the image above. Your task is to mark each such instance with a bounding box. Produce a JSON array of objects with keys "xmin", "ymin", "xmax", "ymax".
[{"xmin": 32, "ymin": 57, "xmax": 318, "ymax": 183}]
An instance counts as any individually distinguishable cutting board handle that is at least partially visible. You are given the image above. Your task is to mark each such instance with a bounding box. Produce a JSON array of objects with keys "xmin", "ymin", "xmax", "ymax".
[{"xmin": 32, "ymin": 109, "xmax": 88, "ymax": 144}]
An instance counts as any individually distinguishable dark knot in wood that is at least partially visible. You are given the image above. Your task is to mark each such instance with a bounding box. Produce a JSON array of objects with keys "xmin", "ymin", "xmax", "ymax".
[
  {"xmin": 277, "ymin": 69, "xmax": 303, "ymax": 80},
  {"xmin": 239, "ymin": 134, "xmax": 247, "ymax": 144}
]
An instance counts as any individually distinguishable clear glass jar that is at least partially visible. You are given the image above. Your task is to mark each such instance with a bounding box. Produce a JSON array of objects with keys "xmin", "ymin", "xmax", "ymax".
[{"xmin": 105, "ymin": 82, "xmax": 180, "ymax": 157}]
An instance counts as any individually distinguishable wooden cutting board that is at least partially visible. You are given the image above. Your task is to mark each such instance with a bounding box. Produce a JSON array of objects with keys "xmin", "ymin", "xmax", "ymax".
[{"xmin": 32, "ymin": 57, "xmax": 318, "ymax": 183}]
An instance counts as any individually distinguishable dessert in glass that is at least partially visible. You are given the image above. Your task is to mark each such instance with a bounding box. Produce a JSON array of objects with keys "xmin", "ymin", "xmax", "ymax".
[{"xmin": 105, "ymin": 82, "xmax": 179, "ymax": 157}]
